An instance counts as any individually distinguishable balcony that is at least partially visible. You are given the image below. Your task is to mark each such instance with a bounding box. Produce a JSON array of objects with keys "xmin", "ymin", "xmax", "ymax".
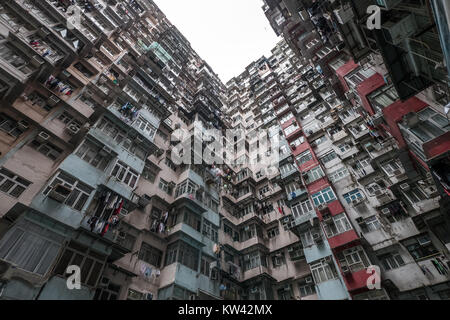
[
  {"xmin": 287, "ymin": 188, "xmax": 308, "ymax": 202},
  {"xmin": 364, "ymin": 140, "xmax": 397, "ymax": 160}
]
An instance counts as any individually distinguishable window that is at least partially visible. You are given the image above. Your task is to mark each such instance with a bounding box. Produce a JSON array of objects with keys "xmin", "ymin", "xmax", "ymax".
[
  {"xmin": 0, "ymin": 113, "xmax": 25, "ymax": 137},
  {"xmin": 343, "ymin": 189, "xmax": 364, "ymax": 204},
  {"xmin": 361, "ymin": 216, "xmax": 382, "ymax": 233},
  {"xmin": 142, "ymin": 163, "xmax": 157, "ymax": 182},
  {"xmin": 0, "ymin": 168, "xmax": 32, "ymax": 198},
  {"xmin": 164, "ymin": 158, "xmax": 177, "ymax": 171},
  {"xmin": 127, "ymin": 289, "xmax": 144, "ymax": 300},
  {"xmin": 313, "ymin": 135, "xmax": 327, "ymax": 146},
  {"xmin": 271, "ymin": 252, "xmax": 285, "ymax": 267},
  {"xmin": 183, "ymin": 210, "xmax": 202, "ymax": 232},
  {"xmin": 381, "ymin": 159, "xmax": 402, "ymax": 176},
  {"xmin": 29, "ymin": 139, "xmax": 63, "ymax": 161},
  {"xmin": 111, "ymin": 161, "xmax": 139, "ymax": 188},
  {"xmin": 311, "ymin": 187, "xmax": 336, "ymax": 206},
  {"xmin": 328, "ymin": 167, "xmax": 349, "ymax": 183},
  {"xmin": 44, "ymin": 171, "xmax": 94, "ymax": 211},
  {"xmin": 175, "ymin": 180, "xmax": 199, "ymax": 198},
  {"xmin": 54, "ymin": 241, "xmax": 106, "ymax": 287},
  {"xmin": 402, "ymin": 234, "xmax": 439, "ymax": 261},
  {"xmin": 378, "ymin": 252, "xmax": 405, "ymax": 271},
  {"xmin": 323, "ymin": 213, "xmax": 352, "ymax": 238},
  {"xmin": 26, "ymin": 92, "xmax": 54, "ymax": 111},
  {"xmin": 280, "ymin": 163, "xmax": 295, "ymax": 175},
  {"xmin": 408, "ymin": 108, "xmax": 448, "ymax": 143},
  {"xmin": 368, "ymin": 85, "xmax": 399, "ymax": 112},
  {"xmin": 202, "ymin": 220, "xmax": 218, "ymax": 242},
  {"xmin": 0, "ymin": 218, "xmax": 63, "ymax": 276},
  {"xmin": 320, "ymin": 151, "xmax": 337, "ymax": 165},
  {"xmin": 284, "ymin": 123, "xmax": 299, "ymax": 136},
  {"xmin": 310, "ymin": 260, "xmax": 337, "ymax": 284},
  {"xmin": 291, "ymin": 199, "xmax": 314, "ymax": 219},
  {"xmin": 57, "ymin": 111, "xmax": 82, "ymax": 130},
  {"xmin": 402, "ymin": 185, "xmax": 427, "ymax": 204},
  {"xmin": 290, "ymin": 136, "xmax": 305, "ymax": 147},
  {"xmin": 75, "ymin": 140, "xmax": 111, "ymax": 171},
  {"xmin": 138, "ymin": 242, "xmax": 163, "ymax": 267},
  {"xmin": 296, "ymin": 150, "xmax": 313, "ymax": 165},
  {"xmin": 267, "ymin": 226, "xmax": 280, "ymax": 239}
]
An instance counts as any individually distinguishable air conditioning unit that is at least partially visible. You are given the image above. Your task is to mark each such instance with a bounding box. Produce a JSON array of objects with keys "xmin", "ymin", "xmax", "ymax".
[
  {"xmin": 290, "ymin": 143, "xmax": 296, "ymax": 150},
  {"xmin": 18, "ymin": 120, "xmax": 29, "ymax": 131},
  {"xmin": 66, "ymin": 124, "xmax": 80, "ymax": 135},
  {"xmin": 317, "ymin": 203, "xmax": 328, "ymax": 212},
  {"xmin": 402, "ymin": 112, "xmax": 419, "ymax": 127},
  {"xmin": 381, "ymin": 208, "xmax": 391, "ymax": 215},
  {"xmin": 356, "ymin": 217, "xmax": 364, "ymax": 225},
  {"xmin": 393, "ymin": 169, "xmax": 403, "ymax": 176},
  {"xmin": 305, "ymin": 276, "xmax": 313, "ymax": 284},
  {"xmin": 47, "ymin": 95, "xmax": 60, "ymax": 107},
  {"xmin": 30, "ymin": 55, "xmax": 44, "ymax": 67},
  {"xmin": 98, "ymin": 146, "xmax": 112, "ymax": 157},
  {"xmin": 376, "ymin": 0, "xmax": 402, "ymax": 10},
  {"xmin": 37, "ymin": 131, "xmax": 50, "ymax": 142},
  {"xmin": 48, "ymin": 184, "xmax": 72, "ymax": 203},
  {"xmin": 382, "ymin": 14, "xmax": 417, "ymax": 46},
  {"xmin": 324, "ymin": 256, "xmax": 332, "ymax": 264},
  {"xmin": 400, "ymin": 183, "xmax": 410, "ymax": 191},
  {"xmin": 374, "ymin": 189, "xmax": 385, "ymax": 197}
]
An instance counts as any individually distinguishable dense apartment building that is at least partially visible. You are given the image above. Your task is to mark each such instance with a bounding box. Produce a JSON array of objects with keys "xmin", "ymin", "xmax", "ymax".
[
  {"xmin": 261, "ymin": 0, "xmax": 450, "ymax": 300},
  {"xmin": 0, "ymin": 0, "xmax": 449, "ymax": 301}
]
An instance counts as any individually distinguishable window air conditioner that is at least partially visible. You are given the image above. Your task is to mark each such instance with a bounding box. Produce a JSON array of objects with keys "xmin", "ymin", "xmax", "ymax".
[
  {"xmin": 341, "ymin": 263, "xmax": 350, "ymax": 274},
  {"xmin": 322, "ymin": 213, "xmax": 332, "ymax": 223},
  {"xmin": 374, "ymin": 189, "xmax": 385, "ymax": 197},
  {"xmin": 324, "ymin": 256, "xmax": 332, "ymax": 264},
  {"xmin": 48, "ymin": 184, "xmax": 72, "ymax": 203},
  {"xmin": 381, "ymin": 208, "xmax": 391, "ymax": 215},
  {"xmin": 317, "ymin": 203, "xmax": 328, "ymax": 212},
  {"xmin": 305, "ymin": 276, "xmax": 313, "ymax": 284},
  {"xmin": 352, "ymin": 198, "xmax": 364, "ymax": 206}
]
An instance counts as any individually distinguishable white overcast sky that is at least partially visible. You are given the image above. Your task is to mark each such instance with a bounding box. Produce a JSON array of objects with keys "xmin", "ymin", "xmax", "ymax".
[{"xmin": 154, "ymin": 0, "xmax": 280, "ymax": 83}]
